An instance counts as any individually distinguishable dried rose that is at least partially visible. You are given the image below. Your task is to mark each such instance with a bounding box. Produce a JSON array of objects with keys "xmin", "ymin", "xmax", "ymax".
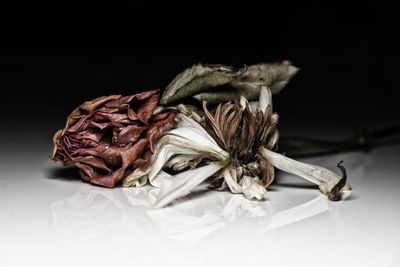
[{"xmin": 52, "ymin": 89, "xmax": 176, "ymax": 188}]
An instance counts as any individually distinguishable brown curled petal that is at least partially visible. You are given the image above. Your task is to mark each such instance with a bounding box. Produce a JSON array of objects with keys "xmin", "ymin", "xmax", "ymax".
[
  {"xmin": 74, "ymin": 129, "xmax": 102, "ymax": 143},
  {"xmin": 258, "ymin": 155, "xmax": 275, "ymax": 187},
  {"xmin": 78, "ymin": 163, "xmax": 123, "ymax": 188},
  {"xmin": 71, "ymin": 143, "xmax": 107, "ymax": 157},
  {"xmin": 105, "ymin": 95, "xmax": 136, "ymax": 108},
  {"xmin": 65, "ymin": 114, "xmax": 92, "ymax": 133},
  {"xmin": 150, "ymin": 112, "xmax": 171, "ymax": 122},
  {"xmin": 79, "ymin": 95, "xmax": 122, "ymax": 113},
  {"xmin": 112, "ymin": 124, "xmax": 147, "ymax": 146},
  {"xmin": 137, "ymin": 91, "xmax": 160, "ymax": 122},
  {"xmin": 52, "ymin": 130, "xmax": 63, "ymax": 158},
  {"xmin": 94, "ymin": 112, "xmax": 129, "ymax": 123},
  {"xmin": 89, "ymin": 121, "xmax": 117, "ymax": 129},
  {"xmin": 75, "ymin": 156, "xmax": 112, "ymax": 173},
  {"xmin": 132, "ymin": 89, "xmax": 160, "ymax": 100},
  {"xmin": 127, "ymin": 108, "xmax": 140, "ymax": 121},
  {"xmin": 120, "ymin": 139, "xmax": 149, "ymax": 169},
  {"xmin": 145, "ymin": 112, "xmax": 176, "ymax": 151}
]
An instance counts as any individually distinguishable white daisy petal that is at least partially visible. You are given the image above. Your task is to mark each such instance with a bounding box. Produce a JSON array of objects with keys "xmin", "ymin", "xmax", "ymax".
[
  {"xmin": 123, "ymin": 114, "xmax": 229, "ymax": 188},
  {"xmin": 153, "ymin": 162, "xmax": 225, "ymax": 208},
  {"xmin": 258, "ymin": 86, "xmax": 272, "ymax": 112},
  {"xmin": 222, "ymin": 165, "xmax": 242, "ymax": 193},
  {"xmin": 260, "ymin": 147, "xmax": 351, "ymax": 200}
]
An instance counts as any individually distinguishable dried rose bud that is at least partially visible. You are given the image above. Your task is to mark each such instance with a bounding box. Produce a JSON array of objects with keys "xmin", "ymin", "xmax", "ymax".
[{"xmin": 52, "ymin": 89, "xmax": 176, "ymax": 188}]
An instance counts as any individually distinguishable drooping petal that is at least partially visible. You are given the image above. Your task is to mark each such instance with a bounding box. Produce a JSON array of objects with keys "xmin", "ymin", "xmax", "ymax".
[
  {"xmin": 123, "ymin": 124, "xmax": 230, "ymax": 188},
  {"xmin": 175, "ymin": 113, "xmax": 218, "ymax": 146},
  {"xmin": 222, "ymin": 164, "xmax": 242, "ymax": 193},
  {"xmin": 152, "ymin": 162, "xmax": 225, "ymax": 208},
  {"xmin": 258, "ymin": 155, "xmax": 275, "ymax": 187},
  {"xmin": 260, "ymin": 147, "xmax": 352, "ymax": 200}
]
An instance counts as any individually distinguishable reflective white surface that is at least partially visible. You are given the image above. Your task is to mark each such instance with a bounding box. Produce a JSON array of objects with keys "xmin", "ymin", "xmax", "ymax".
[{"xmin": 1, "ymin": 145, "xmax": 400, "ymax": 267}]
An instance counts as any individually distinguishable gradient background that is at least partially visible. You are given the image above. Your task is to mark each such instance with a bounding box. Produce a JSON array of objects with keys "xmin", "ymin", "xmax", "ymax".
[
  {"xmin": 1, "ymin": 2, "xmax": 400, "ymax": 266},
  {"xmin": 1, "ymin": 2, "xmax": 398, "ymax": 140}
]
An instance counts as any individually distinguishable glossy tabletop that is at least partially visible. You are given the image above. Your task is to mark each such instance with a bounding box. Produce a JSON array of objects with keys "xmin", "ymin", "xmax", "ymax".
[{"xmin": 1, "ymin": 141, "xmax": 399, "ymax": 267}]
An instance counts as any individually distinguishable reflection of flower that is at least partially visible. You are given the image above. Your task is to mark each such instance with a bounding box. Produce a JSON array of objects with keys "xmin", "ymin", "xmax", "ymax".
[
  {"xmin": 52, "ymin": 90, "xmax": 176, "ymax": 188},
  {"xmin": 50, "ymin": 186, "xmax": 342, "ymax": 247}
]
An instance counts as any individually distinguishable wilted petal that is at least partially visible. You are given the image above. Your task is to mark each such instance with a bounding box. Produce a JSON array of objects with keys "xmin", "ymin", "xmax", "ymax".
[
  {"xmin": 165, "ymin": 154, "xmax": 199, "ymax": 171},
  {"xmin": 152, "ymin": 162, "xmax": 225, "ymax": 208},
  {"xmin": 145, "ymin": 112, "xmax": 176, "ymax": 151},
  {"xmin": 222, "ymin": 164, "xmax": 242, "ymax": 193},
  {"xmin": 79, "ymin": 95, "xmax": 122, "ymax": 113},
  {"xmin": 260, "ymin": 147, "xmax": 351, "ymax": 200},
  {"xmin": 112, "ymin": 124, "xmax": 147, "ymax": 146},
  {"xmin": 258, "ymin": 86, "xmax": 272, "ymax": 112},
  {"xmin": 123, "ymin": 128, "xmax": 228, "ymax": 188}
]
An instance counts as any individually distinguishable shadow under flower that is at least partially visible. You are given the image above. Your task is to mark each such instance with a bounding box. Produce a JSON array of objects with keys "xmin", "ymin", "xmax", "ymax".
[{"xmin": 46, "ymin": 166, "xmax": 82, "ymax": 181}]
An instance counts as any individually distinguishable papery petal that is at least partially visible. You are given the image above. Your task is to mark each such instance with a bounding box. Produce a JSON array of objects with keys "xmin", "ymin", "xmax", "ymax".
[
  {"xmin": 222, "ymin": 164, "xmax": 242, "ymax": 193},
  {"xmin": 260, "ymin": 147, "xmax": 351, "ymax": 200},
  {"xmin": 152, "ymin": 162, "xmax": 224, "ymax": 208},
  {"xmin": 165, "ymin": 154, "xmax": 199, "ymax": 171},
  {"xmin": 258, "ymin": 86, "xmax": 272, "ymax": 112},
  {"xmin": 175, "ymin": 113, "xmax": 219, "ymax": 147},
  {"xmin": 123, "ymin": 136, "xmax": 199, "ymax": 187},
  {"xmin": 145, "ymin": 112, "xmax": 176, "ymax": 151},
  {"xmin": 123, "ymin": 126, "xmax": 229, "ymax": 188},
  {"xmin": 79, "ymin": 95, "xmax": 122, "ymax": 113},
  {"xmin": 167, "ymin": 127, "xmax": 228, "ymax": 158}
]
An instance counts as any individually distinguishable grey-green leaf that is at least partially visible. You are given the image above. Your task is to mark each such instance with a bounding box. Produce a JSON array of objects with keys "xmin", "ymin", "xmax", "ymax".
[
  {"xmin": 159, "ymin": 64, "xmax": 246, "ymax": 105},
  {"xmin": 194, "ymin": 61, "xmax": 300, "ymax": 105},
  {"xmin": 159, "ymin": 61, "xmax": 299, "ymax": 106},
  {"xmin": 229, "ymin": 60, "xmax": 300, "ymax": 96}
]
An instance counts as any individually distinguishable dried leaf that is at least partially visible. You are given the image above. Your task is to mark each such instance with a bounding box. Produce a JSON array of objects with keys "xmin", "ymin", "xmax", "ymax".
[
  {"xmin": 159, "ymin": 64, "xmax": 246, "ymax": 105},
  {"xmin": 176, "ymin": 61, "xmax": 299, "ymax": 105},
  {"xmin": 230, "ymin": 60, "xmax": 299, "ymax": 96}
]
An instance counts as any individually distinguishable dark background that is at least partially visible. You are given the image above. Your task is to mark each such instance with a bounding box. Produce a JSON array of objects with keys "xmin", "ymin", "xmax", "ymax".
[{"xmin": 1, "ymin": 2, "xmax": 399, "ymax": 151}]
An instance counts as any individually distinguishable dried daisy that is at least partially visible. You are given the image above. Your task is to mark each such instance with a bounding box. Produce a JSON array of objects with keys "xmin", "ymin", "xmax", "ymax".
[{"xmin": 123, "ymin": 87, "xmax": 351, "ymax": 208}]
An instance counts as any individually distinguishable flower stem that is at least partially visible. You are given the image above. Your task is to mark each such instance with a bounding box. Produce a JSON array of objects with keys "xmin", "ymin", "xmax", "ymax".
[{"xmin": 279, "ymin": 124, "xmax": 400, "ymax": 157}]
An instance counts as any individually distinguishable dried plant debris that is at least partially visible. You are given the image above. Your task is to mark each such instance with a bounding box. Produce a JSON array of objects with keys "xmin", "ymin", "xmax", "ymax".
[
  {"xmin": 160, "ymin": 61, "xmax": 299, "ymax": 106},
  {"xmin": 124, "ymin": 86, "xmax": 351, "ymax": 208},
  {"xmin": 52, "ymin": 61, "xmax": 352, "ymax": 209},
  {"xmin": 52, "ymin": 90, "xmax": 176, "ymax": 188}
]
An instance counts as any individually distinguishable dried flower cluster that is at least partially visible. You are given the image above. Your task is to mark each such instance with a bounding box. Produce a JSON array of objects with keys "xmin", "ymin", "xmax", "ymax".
[
  {"xmin": 52, "ymin": 90, "xmax": 176, "ymax": 188},
  {"xmin": 202, "ymin": 88, "xmax": 278, "ymax": 190},
  {"xmin": 52, "ymin": 61, "xmax": 352, "ymax": 208}
]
